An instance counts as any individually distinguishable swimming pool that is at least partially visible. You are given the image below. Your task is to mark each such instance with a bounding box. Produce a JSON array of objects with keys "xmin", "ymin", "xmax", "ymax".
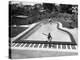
[{"xmin": 13, "ymin": 21, "xmax": 77, "ymax": 45}]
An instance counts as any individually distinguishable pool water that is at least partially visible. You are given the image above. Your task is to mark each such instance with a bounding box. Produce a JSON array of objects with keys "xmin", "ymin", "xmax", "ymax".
[{"xmin": 21, "ymin": 22, "xmax": 71, "ymax": 42}]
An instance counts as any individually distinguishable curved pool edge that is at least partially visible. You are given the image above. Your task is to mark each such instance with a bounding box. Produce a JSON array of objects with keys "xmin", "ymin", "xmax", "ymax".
[{"xmin": 57, "ymin": 22, "xmax": 77, "ymax": 45}]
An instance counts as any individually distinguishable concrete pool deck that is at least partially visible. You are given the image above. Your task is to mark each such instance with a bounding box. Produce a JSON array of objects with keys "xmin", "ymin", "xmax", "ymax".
[{"xmin": 11, "ymin": 49, "xmax": 78, "ymax": 59}]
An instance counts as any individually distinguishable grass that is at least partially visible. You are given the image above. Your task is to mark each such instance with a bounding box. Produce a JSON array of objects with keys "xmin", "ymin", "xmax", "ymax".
[{"xmin": 9, "ymin": 27, "xmax": 28, "ymax": 38}]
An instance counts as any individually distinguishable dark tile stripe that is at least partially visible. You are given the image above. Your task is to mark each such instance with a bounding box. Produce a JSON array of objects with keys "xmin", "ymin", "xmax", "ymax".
[
  {"xmin": 58, "ymin": 45, "xmax": 61, "ymax": 49},
  {"xmin": 12, "ymin": 43, "xmax": 16, "ymax": 47},
  {"xmin": 67, "ymin": 45, "xmax": 70, "ymax": 49},
  {"xmin": 43, "ymin": 44, "xmax": 48, "ymax": 48},
  {"xmin": 34, "ymin": 44, "xmax": 39, "ymax": 48},
  {"xmin": 15, "ymin": 43, "xmax": 22, "ymax": 47},
  {"xmin": 71, "ymin": 45, "xmax": 76, "ymax": 49},
  {"xmin": 25, "ymin": 43, "xmax": 30, "ymax": 47},
  {"xmin": 39, "ymin": 44, "xmax": 43, "ymax": 48},
  {"xmin": 30, "ymin": 43, "xmax": 34, "ymax": 47},
  {"xmin": 62, "ymin": 45, "xmax": 66, "ymax": 49},
  {"xmin": 52, "ymin": 44, "xmax": 57, "ymax": 48},
  {"xmin": 48, "ymin": 44, "xmax": 52, "ymax": 48},
  {"xmin": 20, "ymin": 43, "xmax": 25, "ymax": 47}
]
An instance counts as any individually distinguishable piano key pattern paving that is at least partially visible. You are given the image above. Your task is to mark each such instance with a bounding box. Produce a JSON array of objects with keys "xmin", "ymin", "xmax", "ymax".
[{"xmin": 11, "ymin": 43, "xmax": 77, "ymax": 52}]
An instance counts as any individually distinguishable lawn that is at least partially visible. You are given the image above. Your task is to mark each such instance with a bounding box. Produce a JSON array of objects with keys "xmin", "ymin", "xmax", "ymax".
[{"xmin": 9, "ymin": 27, "xmax": 28, "ymax": 38}]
